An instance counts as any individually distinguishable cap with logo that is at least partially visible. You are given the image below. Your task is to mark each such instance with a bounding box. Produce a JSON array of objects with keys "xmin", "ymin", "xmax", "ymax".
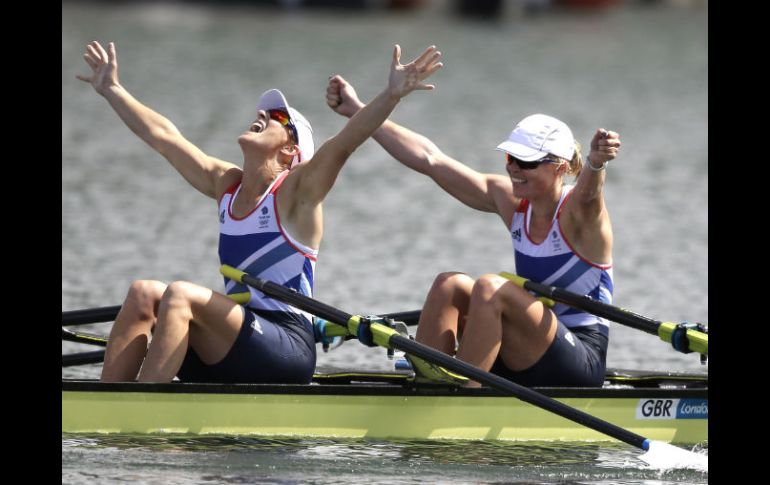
[
  {"xmin": 256, "ymin": 89, "xmax": 315, "ymax": 168},
  {"xmin": 495, "ymin": 113, "xmax": 575, "ymax": 162}
]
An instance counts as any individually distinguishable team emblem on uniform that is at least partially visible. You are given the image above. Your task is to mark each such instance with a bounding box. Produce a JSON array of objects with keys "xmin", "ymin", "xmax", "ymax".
[{"xmin": 258, "ymin": 206, "xmax": 271, "ymax": 228}]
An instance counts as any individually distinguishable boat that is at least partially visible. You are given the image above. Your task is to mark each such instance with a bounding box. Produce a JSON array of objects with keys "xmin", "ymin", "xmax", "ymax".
[
  {"xmin": 62, "ymin": 268, "xmax": 708, "ymax": 465},
  {"xmin": 62, "ymin": 367, "xmax": 707, "ymax": 444}
]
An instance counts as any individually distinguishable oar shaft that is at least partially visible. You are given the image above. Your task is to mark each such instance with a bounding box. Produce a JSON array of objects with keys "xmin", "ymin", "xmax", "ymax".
[
  {"xmin": 225, "ymin": 266, "xmax": 422, "ymax": 328},
  {"xmin": 63, "ymin": 301, "xmax": 419, "ymax": 327},
  {"xmin": 523, "ymin": 278, "xmax": 660, "ymax": 334},
  {"xmin": 62, "ymin": 305, "xmax": 121, "ymax": 326},
  {"xmin": 233, "ymin": 270, "xmax": 355, "ymax": 323},
  {"xmin": 390, "ymin": 334, "xmax": 647, "ymax": 449},
  {"xmin": 380, "ymin": 310, "xmax": 420, "ymax": 326},
  {"xmin": 225, "ymin": 265, "xmax": 649, "ymax": 451},
  {"xmin": 61, "ymin": 327, "xmax": 108, "ymax": 347},
  {"xmin": 500, "ymin": 272, "xmax": 708, "ymax": 355}
]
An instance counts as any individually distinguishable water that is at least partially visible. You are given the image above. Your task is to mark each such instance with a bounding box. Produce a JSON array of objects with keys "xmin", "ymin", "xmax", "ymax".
[
  {"xmin": 62, "ymin": 1, "xmax": 707, "ymax": 483},
  {"xmin": 62, "ymin": 435, "xmax": 707, "ymax": 484}
]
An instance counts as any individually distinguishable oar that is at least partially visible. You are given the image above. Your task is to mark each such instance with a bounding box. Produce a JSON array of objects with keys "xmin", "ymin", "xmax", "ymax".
[
  {"xmin": 499, "ymin": 272, "xmax": 708, "ymax": 357},
  {"xmin": 377, "ymin": 309, "xmax": 420, "ymax": 326},
  {"xmin": 62, "ymin": 305, "xmax": 121, "ymax": 326},
  {"xmin": 63, "ymin": 304, "xmax": 422, "ymax": 327},
  {"xmin": 61, "ymin": 301, "xmax": 420, "ymax": 351},
  {"xmin": 221, "ymin": 264, "xmax": 707, "ymax": 471},
  {"xmin": 61, "ymin": 327, "xmax": 108, "ymax": 347}
]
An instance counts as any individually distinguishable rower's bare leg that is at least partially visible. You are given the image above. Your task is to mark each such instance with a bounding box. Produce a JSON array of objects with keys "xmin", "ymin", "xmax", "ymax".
[
  {"xmin": 456, "ymin": 274, "xmax": 558, "ymax": 387},
  {"xmin": 137, "ymin": 281, "xmax": 244, "ymax": 383},
  {"xmin": 101, "ymin": 280, "xmax": 166, "ymax": 382},
  {"xmin": 415, "ymin": 272, "xmax": 474, "ymax": 355}
]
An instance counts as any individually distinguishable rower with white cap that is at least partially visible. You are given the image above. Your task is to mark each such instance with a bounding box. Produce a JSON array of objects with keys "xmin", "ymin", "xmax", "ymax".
[
  {"xmin": 327, "ymin": 75, "xmax": 621, "ymax": 388},
  {"xmin": 77, "ymin": 40, "xmax": 443, "ymax": 383}
]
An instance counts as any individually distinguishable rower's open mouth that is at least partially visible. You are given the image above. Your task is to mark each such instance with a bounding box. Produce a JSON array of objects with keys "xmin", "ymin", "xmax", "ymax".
[{"xmin": 250, "ymin": 121, "xmax": 266, "ymax": 133}]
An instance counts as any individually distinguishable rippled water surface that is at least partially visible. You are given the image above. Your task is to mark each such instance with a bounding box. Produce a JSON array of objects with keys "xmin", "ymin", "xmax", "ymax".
[{"xmin": 62, "ymin": 435, "xmax": 708, "ymax": 484}]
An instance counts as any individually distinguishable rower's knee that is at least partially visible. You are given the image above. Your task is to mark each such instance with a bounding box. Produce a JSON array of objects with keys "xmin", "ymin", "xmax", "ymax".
[
  {"xmin": 471, "ymin": 273, "xmax": 533, "ymax": 316},
  {"xmin": 429, "ymin": 272, "xmax": 471, "ymax": 300},
  {"xmin": 473, "ymin": 274, "xmax": 544, "ymax": 332},
  {"xmin": 124, "ymin": 280, "xmax": 166, "ymax": 321},
  {"xmin": 471, "ymin": 274, "xmax": 506, "ymax": 307},
  {"xmin": 159, "ymin": 281, "xmax": 196, "ymax": 320}
]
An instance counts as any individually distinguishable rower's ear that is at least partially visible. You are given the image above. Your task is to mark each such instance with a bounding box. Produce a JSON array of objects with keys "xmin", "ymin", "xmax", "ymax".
[{"xmin": 280, "ymin": 144, "xmax": 299, "ymax": 166}]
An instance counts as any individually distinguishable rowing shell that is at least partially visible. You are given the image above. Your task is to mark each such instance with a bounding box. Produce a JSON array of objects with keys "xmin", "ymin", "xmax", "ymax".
[{"xmin": 62, "ymin": 368, "xmax": 707, "ymax": 444}]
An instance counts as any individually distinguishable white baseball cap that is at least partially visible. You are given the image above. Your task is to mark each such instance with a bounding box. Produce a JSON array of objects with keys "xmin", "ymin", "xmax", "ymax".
[
  {"xmin": 495, "ymin": 113, "xmax": 575, "ymax": 161},
  {"xmin": 256, "ymin": 89, "xmax": 315, "ymax": 167}
]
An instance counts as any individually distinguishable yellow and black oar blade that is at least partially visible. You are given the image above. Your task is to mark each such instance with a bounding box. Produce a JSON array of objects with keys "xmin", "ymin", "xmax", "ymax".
[
  {"xmin": 499, "ymin": 272, "xmax": 708, "ymax": 357},
  {"xmin": 220, "ymin": 264, "xmax": 707, "ymax": 472},
  {"xmin": 62, "ymin": 305, "xmax": 121, "ymax": 326}
]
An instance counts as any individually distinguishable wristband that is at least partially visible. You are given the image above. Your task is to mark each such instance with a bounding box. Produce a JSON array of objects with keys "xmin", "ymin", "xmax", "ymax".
[{"xmin": 586, "ymin": 156, "xmax": 607, "ymax": 172}]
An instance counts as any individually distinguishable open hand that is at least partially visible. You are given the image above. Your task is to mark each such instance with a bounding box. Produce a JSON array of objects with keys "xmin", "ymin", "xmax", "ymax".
[
  {"xmin": 76, "ymin": 40, "xmax": 120, "ymax": 96},
  {"xmin": 387, "ymin": 45, "xmax": 443, "ymax": 100}
]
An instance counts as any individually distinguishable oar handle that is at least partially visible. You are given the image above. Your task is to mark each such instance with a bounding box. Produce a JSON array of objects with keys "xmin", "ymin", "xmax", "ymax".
[
  {"xmin": 497, "ymin": 273, "xmax": 558, "ymax": 308},
  {"xmin": 499, "ymin": 272, "xmax": 708, "ymax": 356}
]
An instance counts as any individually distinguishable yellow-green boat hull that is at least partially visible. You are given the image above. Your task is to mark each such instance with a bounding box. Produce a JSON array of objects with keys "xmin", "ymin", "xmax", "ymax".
[{"xmin": 62, "ymin": 378, "xmax": 707, "ymax": 444}]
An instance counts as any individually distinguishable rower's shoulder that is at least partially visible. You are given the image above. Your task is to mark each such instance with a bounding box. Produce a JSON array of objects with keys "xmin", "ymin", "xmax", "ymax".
[
  {"xmin": 487, "ymin": 174, "xmax": 520, "ymax": 225},
  {"xmin": 214, "ymin": 165, "xmax": 244, "ymax": 202}
]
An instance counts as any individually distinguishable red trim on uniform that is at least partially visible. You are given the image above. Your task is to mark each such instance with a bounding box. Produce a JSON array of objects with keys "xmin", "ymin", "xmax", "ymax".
[
  {"xmin": 227, "ymin": 172, "xmax": 289, "ymax": 221},
  {"xmin": 269, "ymin": 170, "xmax": 289, "ymax": 195},
  {"xmin": 218, "ymin": 180, "xmax": 242, "ymax": 206},
  {"xmin": 271, "ymin": 172, "xmax": 318, "ymax": 261},
  {"xmin": 521, "ymin": 201, "xmax": 544, "ymax": 245},
  {"xmin": 555, "ymin": 190, "xmax": 613, "ymax": 270},
  {"xmin": 555, "ymin": 189, "xmax": 573, "ymax": 219},
  {"xmin": 508, "ymin": 199, "xmax": 529, "ymax": 234}
]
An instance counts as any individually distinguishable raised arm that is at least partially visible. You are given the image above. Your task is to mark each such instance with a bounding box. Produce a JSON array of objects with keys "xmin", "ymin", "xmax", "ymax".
[
  {"xmin": 76, "ymin": 41, "xmax": 237, "ymax": 199},
  {"xmin": 570, "ymin": 129, "xmax": 621, "ymax": 218},
  {"xmin": 559, "ymin": 128, "xmax": 621, "ymax": 264},
  {"xmin": 326, "ymin": 74, "xmax": 514, "ymax": 217},
  {"xmin": 290, "ymin": 45, "xmax": 442, "ymax": 206}
]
